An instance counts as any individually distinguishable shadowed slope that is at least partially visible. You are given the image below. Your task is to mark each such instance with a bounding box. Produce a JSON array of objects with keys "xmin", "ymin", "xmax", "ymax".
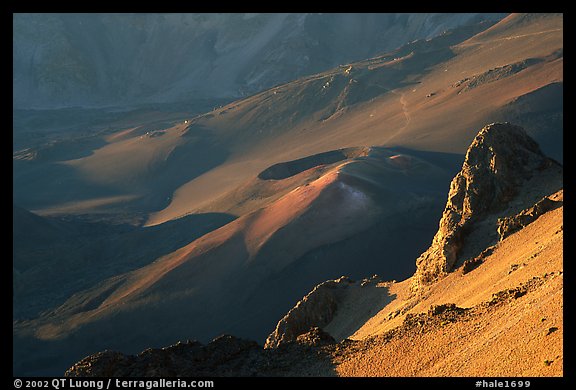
[
  {"xmin": 65, "ymin": 133, "xmax": 563, "ymax": 377},
  {"xmin": 14, "ymin": 147, "xmax": 457, "ymax": 376},
  {"xmin": 13, "ymin": 208, "xmax": 236, "ymax": 320}
]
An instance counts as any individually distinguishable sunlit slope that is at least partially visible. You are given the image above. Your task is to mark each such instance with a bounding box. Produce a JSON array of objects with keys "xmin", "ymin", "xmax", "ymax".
[
  {"xmin": 148, "ymin": 13, "xmax": 562, "ymax": 225},
  {"xmin": 334, "ymin": 194, "xmax": 563, "ymax": 376},
  {"xmin": 14, "ymin": 147, "xmax": 456, "ymax": 375},
  {"xmin": 14, "ymin": 15, "xmax": 561, "ymax": 225}
]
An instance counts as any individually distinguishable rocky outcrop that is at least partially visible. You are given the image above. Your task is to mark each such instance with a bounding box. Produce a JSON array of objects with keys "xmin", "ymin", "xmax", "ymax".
[
  {"xmin": 454, "ymin": 58, "xmax": 543, "ymax": 92},
  {"xmin": 497, "ymin": 193, "xmax": 563, "ymax": 240},
  {"xmin": 65, "ymin": 336, "xmax": 261, "ymax": 377},
  {"xmin": 295, "ymin": 327, "xmax": 336, "ymax": 347},
  {"xmin": 65, "ymin": 331, "xmax": 337, "ymax": 377},
  {"xmin": 264, "ymin": 275, "xmax": 384, "ymax": 348},
  {"xmin": 265, "ymin": 276, "xmax": 354, "ymax": 348},
  {"xmin": 461, "ymin": 246, "xmax": 495, "ymax": 275},
  {"xmin": 413, "ymin": 123, "xmax": 561, "ymax": 290}
]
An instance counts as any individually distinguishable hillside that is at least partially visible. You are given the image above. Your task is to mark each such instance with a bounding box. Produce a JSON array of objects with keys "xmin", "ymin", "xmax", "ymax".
[
  {"xmin": 14, "ymin": 146, "xmax": 456, "ymax": 375},
  {"xmin": 13, "ymin": 14, "xmax": 562, "ymax": 223},
  {"xmin": 13, "ymin": 206, "xmax": 235, "ymax": 320},
  {"xmin": 274, "ymin": 123, "xmax": 564, "ymax": 376},
  {"xmin": 65, "ymin": 124, "xmax": 563, "ymax": 377},
  {"xmin": 333, "ymin": 191, "xmax": 563, "ymax": 376},
  {"xmin": 14, "ymin": 13, "xmax": 504, "ymax": 109}
]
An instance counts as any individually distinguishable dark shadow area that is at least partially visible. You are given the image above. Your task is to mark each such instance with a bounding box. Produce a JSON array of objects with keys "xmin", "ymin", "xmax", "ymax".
[
  {"xmin": 13, "ymin": 136, "xmax": 109, "ymax": 162},
  {"xmin": 223, "ymin": 146, "xmax": 464, "ymax": 344},
  {"xmin": 386, "ymin": 146, "xmax": 465, "ymax": 172},
  {"xmin": 13, "ymin": 209, "xmax": 237, "ymax": 320},
  {"xmin": 132, "ymin": 133, "xmax": 230, "ymax": 213},
  {"xmin": 14, "ymin": 229, "xmax": 252, "ymax": 377},
  {"xmin": 330, "ymin": 287, "xmax": 398, "ymax": 341},
  {"xmin": 13, "ymin": 108, "xmax": 128, "ymax": 139},
  {"xmin": 13, "ymin": 123, "xmax": 231, "ymax": 217},
  {"xmin": 491, "ymin": 82, "xmax": 563, "ymax": 163},
  {"xmin": 23, "ymin": 332, "xmax": 339, "ymax": 377},
  {"xmin": 13, "ymin": 159, "xmax": 124, "ymax": 211},
  {"xmin": 258, "ymin": 147, "xmax": 365, "ymax": 180},
  {"xmin": 235, "ymin": 203, "xmax": 444, "ymax": 346}
]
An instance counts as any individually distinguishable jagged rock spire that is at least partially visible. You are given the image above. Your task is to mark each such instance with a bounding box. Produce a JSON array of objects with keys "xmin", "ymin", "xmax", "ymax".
[{"xmin": 413, "ymin": 123, "xmax": 558, "ymax": 290}]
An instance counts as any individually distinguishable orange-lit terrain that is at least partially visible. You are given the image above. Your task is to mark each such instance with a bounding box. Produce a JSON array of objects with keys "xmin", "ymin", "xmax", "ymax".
[{"xmin": 13, "ymin": 13, "xmax": 562, "ymax": 377}]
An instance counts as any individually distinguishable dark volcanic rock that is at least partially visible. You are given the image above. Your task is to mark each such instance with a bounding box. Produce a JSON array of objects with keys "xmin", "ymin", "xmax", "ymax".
[
  {"xmin": 65, "ymin": 336, "xmax": 260, "ymax": 377},
  {"xmin": 413, "ymin": 123, "xmax": 562, "ymax": 290},
  {"xmin": 65, "ymin": 350, "xmax": 136, "ymax": 377},
  {"xmin": 295, "ymin": 327, "xmax": 337, "ymax": 347},
  {"xmin": 65, "ymin": 333, "xmax": 337, "ymax": 377},
  {"xmin": 461, "ymin": 246, "xmax": 495, "ymax": 275}
]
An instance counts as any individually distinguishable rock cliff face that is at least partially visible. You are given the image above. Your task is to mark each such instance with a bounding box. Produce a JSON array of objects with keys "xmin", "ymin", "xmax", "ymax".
[
  {"xmin": 265, "ymin": 275, "xmax": 384, "ymax": 348},
  {"xmin": 265, "ymin": 276, "xmax": 356, "ymax": 348},
  {"xmin": 412, "ymin": 123, "xmax": 562, "ymax": 290}
]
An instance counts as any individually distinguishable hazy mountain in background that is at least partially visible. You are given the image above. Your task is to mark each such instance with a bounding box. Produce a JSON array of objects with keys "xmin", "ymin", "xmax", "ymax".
[{"xmin": 13, "ymin": 13, "xmax": 505, "ymax": 109}]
